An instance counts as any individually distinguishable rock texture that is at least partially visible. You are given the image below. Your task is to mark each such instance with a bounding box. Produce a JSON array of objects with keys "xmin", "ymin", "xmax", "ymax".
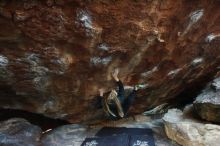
[
  {"xmin": 193, "ymin": 77, "xmax": 220, "ymax": 123},
  {"xmin": 0, "ymin": 118, "xmax": 42, "ymax": 146},
  {"xmin": 0, "ymin": 0, "xmax": 219, "ymax": 122},
  {"xmin": 0, "ymin": 116, "xmax": 178, "ymax": 146},
  {"xmin": 41, "ymin": 115, "xmax": 179, "ymax": 146},
  {"xmin": 163, "ymin": 105, "xmax": 220, "ymax": 146},
  {"xmin": 42, "ymin": 124, "xmax": 90, "ymax": 146}
]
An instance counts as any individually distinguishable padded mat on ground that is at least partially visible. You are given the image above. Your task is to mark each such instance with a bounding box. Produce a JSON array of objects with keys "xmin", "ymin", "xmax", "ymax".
[
  {"xmin": 129, "ymin": 135, "xmax": 155, "ymax": 146},
  {"xmin": 81, "ymin": 134, "xmax": 129, "ymax": 146},
  {"xmin": 92, "ymin": 127, "xmax": 155, "ymax": 146},
  {"xmin": 96, "ymin": 127, "xmax": 153, "ymax": 137}
]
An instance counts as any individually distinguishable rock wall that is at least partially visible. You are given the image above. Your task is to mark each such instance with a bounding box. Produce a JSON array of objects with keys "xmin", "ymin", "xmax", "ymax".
[{"xmin": 0, "ymin": 0, "xmax": 219, "ymax": 123}]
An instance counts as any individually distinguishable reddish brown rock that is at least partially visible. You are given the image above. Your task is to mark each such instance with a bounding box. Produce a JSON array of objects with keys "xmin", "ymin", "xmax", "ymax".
[{"xmin": 0, "ymin": 0, "xmax": 219, "ymax": 123}]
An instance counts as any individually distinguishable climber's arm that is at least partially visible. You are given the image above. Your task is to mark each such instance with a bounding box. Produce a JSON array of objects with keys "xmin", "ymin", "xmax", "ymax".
[{"xmin": 96, "ymin": 88, "xmax": 105, "ymax": 109}]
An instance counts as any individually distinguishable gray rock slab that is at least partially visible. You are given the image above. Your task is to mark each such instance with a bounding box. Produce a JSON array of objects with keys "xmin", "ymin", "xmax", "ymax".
[{"xmin": 0, "ymin": 118, "xmax": 42, "ymax": 146}]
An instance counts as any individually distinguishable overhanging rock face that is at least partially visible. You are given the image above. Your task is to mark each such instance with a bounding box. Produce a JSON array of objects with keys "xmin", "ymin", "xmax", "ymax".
[{"xmin": 0, "ymin": 0, "xmax": 219, "ymax": 123}]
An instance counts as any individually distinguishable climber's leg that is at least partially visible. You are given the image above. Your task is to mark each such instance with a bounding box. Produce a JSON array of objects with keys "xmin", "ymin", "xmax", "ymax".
[{"xmin": 122, "ymin": 88, "xmax": 137, "ymax": 114}]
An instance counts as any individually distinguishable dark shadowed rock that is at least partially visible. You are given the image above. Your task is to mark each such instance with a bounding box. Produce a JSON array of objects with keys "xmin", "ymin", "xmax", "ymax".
[
  {"xmin": 193, "ymin": 77, "xmax": 220, "ymax": 123},
  {"xmin": 0, "ymin": 0, "xmax": 219, "ymax": 122},
  {"xmin": 0, "ymin": 118, "xmax": 42, "ymax": 146},
  {"xmin": 163, "ymin": 105, "xmax": 220, "ymax": 146}
]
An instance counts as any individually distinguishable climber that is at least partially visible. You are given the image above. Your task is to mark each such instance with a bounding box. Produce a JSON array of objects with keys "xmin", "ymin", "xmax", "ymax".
[{"xmin": 97, "ymin": 69, "xmax": 139, "ymax": 119}]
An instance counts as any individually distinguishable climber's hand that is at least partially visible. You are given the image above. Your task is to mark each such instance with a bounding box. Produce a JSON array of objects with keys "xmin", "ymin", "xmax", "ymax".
[
  {"xmin": 112, "ymin": 68, "xmax": 119, "ymax": 81},
  {"xmin": 99, "ymin": 88, "xmax": 105, "ymax": 97}
]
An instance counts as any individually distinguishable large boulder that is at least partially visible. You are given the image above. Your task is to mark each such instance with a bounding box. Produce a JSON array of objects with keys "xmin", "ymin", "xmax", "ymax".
[
  {"xmin": 41, "ymin": 124, "xmax": 89, "ymax": 146},
  {"xmin": 163, "ymin": 105, "xmax": 220, "ymax": 146},
  {"xmin": 0, "ymin": 0, "xmax": 219, "ymax": 122},
  {"xmin": 0, "ymin": 118, "xmax": 42, "ymax": 146},
  {"xmin": 193, "ymin": 77, "xmax": 220, "ymax": 122}
]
